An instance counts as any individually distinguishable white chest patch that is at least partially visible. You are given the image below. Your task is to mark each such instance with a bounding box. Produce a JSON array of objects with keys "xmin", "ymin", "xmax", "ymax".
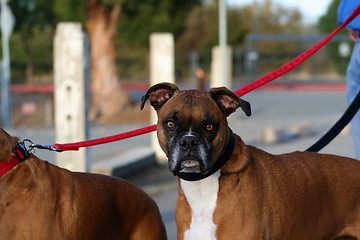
[{"xmin": 180, "ymin": 171, "xmax": 220, "ymax": 240}]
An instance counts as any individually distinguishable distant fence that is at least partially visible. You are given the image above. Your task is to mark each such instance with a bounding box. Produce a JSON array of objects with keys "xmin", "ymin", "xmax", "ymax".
[
  {"xmin": 10, "ymin": 80, "xmax": 347, "ymax": 129},
  {"xmin": 10, "ymin": 34, "xmax": 349, "ymax": 87},
  {"xmin": 176, "ymin": 34, "xmax": 349, "ymax": 88},
  {"xmin": 9, "ymin": 33, "xmax": 350, "ymax": 128}
]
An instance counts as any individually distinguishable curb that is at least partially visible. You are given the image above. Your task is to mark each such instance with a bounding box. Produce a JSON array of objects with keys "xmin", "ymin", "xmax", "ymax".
[
  {"xmin": 91, "ymin": 147, "xmax": 155, "ymax": 178},
  {"xmin": 260, "ymin": 124, "xmax": 351, "ymax": 145}
]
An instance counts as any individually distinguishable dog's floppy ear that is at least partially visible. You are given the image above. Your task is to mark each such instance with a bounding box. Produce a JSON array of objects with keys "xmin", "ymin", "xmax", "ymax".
[
  {"xmin": 140, "ymin": 82, "xmax": 179, "ymax": 110},
  {"xmin": 0, "ymin": 128, "xmax": 19, "ymax": 162},
  {"xmin": 209, "ymin": 87, "xmax": 251, "ymax": 117}
]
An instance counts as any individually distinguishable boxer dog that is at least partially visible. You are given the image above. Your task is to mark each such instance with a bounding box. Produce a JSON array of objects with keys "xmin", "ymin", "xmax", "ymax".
[
  {"xmin": 141, "ymin": 82, "xmax": 360, "ymax": 240},
  {"xmin": 0, "ymin": 128, "xmax": 166, "ymax": 240}
]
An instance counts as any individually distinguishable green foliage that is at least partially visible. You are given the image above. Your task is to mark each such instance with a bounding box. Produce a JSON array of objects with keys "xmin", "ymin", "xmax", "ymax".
[
  {"xmin": 8, "ymin": 0, "xmax": 340, "ymax": 83},
  {"xmin": 10, "ymin": 27, "xmax": 54, "ymax": 83},
  {"xmin": 115, "ymin": 0, "xmax": 202, "ymax": 81},
  {"xmin": 53, "ymin": 0, "xmax": 86, "ymax": 23},
  {"xmin": 9, "ymin": 0, "xmax": 56, "ymax": 31},
  {"xmin": 8, "ymin": 0, "xmax": 56, "ymax": 83},
  {"xmin": 174, "ymin": 1, "xmax": 305, "ymax": 79},
  {"xmin": 318, "ymin": 0, "xmax": 339, "ymax": 33},
  {"xmin": 116, "ymin": 0, "xmax": 201, "ymax": 47},
  {"xmin": 9, "ymin": 0, "xmax": 202, "ymax": 82},
  {"xmin": 176, "ymin": 1, "xmax": 303, "ymax": 52},
  {"xmin": 175, "ymin": 5, "xmax": 218, "ymax": 51},
  {"xmin": 318, "ymin": 0, "xmax": 351, "ymax": 74}
]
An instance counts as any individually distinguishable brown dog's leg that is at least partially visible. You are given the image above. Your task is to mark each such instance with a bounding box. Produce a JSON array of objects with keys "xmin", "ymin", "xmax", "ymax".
[{"xmin": 129, "ymin": 209, "xmax": 167, "ymax": 240}]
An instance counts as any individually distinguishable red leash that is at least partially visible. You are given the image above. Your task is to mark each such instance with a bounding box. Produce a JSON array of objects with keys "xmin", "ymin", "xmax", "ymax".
[
  {"xmin": 235, "ymin": 4, "xmax": 360, "ymax": 96},
  {"xmin": 47, "ymin": 4, "xmax": 360, "ymax": 152},
  {"xmin": 53, "ymin": 125, "xmax": 157, "ymax": 151}
]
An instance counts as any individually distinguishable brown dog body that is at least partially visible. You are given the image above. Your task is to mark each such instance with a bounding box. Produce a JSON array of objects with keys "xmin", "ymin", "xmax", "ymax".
[
  {"xmin": 177, "ymin": 140, "xmax": 360, "ymax": 239},
  {"xmin": 142, "ymin": 82, "xmax": 360, "ymax": 239},
  {"xmin": 0, "ymin": 128, "xmax": 166, "ymax": 240}
]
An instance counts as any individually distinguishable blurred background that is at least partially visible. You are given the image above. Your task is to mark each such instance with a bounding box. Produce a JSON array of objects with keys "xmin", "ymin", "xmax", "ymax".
[{"xmin": 0, "ymin": 0, "xmax": 348, "ymax": 127}]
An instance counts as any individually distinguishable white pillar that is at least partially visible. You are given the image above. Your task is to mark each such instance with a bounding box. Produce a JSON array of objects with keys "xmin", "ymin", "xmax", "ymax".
[
  {"xmin": 149, "ymin": 33, "xmax": 175, "ymax": 164},
  {"xmin": 0, "ymin": 0, "xmax": 14, "ymax": 129},
  {"xmin": 54, "ymin": 23, "xmax": 89, "ymax": 172},
  {"xmin": 211, "ymin": 45, "xmax": 232, "ymax": 88},
  {"xmin": 219, "ymin": 0, "xmax": 228, "ymax": 88}
]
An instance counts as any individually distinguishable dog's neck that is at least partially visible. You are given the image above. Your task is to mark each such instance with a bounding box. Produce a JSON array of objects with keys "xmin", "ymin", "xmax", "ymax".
[
  {"xmin": 0, "ymin": 155, "xmax": 21, "ymax": 177},
  {"xmin": 0, "ymin": 142, "xmax": 29, "ymax": 177},
  {"xmin": 180, "ymin": 170, "xmax": 220, "ymax": 240}
]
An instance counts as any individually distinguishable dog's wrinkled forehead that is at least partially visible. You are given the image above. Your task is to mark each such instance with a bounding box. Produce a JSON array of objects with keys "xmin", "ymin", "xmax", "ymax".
[
  {"xmin": 160, "ymin": 90, "xmax": 222, "ymax": 121},
  {"xmin": 140, "ymin": 82, "xmax": 251, "ymax": 118}
]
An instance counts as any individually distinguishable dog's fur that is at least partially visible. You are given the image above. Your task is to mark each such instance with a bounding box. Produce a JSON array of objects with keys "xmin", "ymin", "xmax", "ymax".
[
  {"xmin": 142, "ymin": 82, "xmax": 360, "ymax": 240},
  {"xmin": 0, "ymin": 128, "xmax": 166, "ymax": 240}
]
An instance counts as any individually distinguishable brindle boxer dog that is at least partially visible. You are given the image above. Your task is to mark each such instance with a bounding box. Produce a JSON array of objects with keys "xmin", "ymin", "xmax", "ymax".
[
  {"xmin": 141, "ymin": 82, "xmax": 360, "ymax": 240},
  {"xmin": 0, "ymin": 128, "xmax": 166, "ymax": 240}
]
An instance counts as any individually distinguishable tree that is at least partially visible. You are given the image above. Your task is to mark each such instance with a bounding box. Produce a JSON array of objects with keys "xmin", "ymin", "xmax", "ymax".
[
  {"xmin": 55, "ymin": 0, "xmax": 201, "ymax": 121},
  {"xmin": 87, "ymin": 0, "xmax": 203, "ymax": 121},
  {"xmin": 176, "ymin": 0, "xmax": 303, "ymax": 51},
  {"xmin": 175, "ymin": 0, "xmax": 304, "ymax": 77},
  {"xmin": 55, "ymin": 0, "xmax": 128, "ymax": 121},
  {"xmin": 318, "ymin": 0, "xmax": 350, "ymax": 74},
  {"xmin": 9, "ymin": 0, "xmax": 55, "ymax": 83},
  {"xmin": 54, "ymin": 0, "xmax": 122, "ymax": 121},
  {"xmin": 318, "ymin": 0, "xmax": 339, "ymax": 33},
  {"xmin": 117, "ymin": 0, "xmax": 201, "ymax": 47},
  {"xmin": 85, "ymin": 0, "xmax": 129, "ymax": 121},
  {"xmin": 12, "ymin": 0, "xmax": 201, "ymax": 121},
  {"xmin": 115, "ymin": 0, "xmax": 202, "ymax": 83},
  {"xmin": 175, "ymin": 4, "xmax": 219, "ymax": 51}
]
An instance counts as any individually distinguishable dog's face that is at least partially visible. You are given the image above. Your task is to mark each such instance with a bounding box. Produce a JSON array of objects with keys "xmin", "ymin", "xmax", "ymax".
[{"xmin": 141, "ymin": 82, "xmax": 251, "ymax": 174}]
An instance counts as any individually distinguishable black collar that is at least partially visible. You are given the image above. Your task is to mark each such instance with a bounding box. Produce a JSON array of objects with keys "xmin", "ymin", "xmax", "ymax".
[{"xmin": 174, "ymin": 130, "xmax": 235, "ymax": 181}]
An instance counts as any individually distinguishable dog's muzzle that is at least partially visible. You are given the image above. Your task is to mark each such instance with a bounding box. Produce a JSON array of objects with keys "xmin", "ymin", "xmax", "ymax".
[
  {"xmin": 172, "ymin": 130, "xmax": 235, "ymax": 181},
  {"xmin": 168, "ymin": 134, "xmax": 211, "ymax": 174}
]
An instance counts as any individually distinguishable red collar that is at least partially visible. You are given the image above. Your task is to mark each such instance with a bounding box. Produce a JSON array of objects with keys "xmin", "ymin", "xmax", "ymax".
[
  {"xmin": 0, "ymin": 142, "xmax": 29, "ymax": 177},
  {"xmin": 0, "ymin": 155, "xmax": 21, "ymax": 177}
]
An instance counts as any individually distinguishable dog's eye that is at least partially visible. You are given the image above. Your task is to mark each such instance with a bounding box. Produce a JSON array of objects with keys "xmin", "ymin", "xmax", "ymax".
[
  {"xmin": 167, "ymin": 121, "xmax": 175, "ymax": 129},
  {"xmin": 206, "ymin": 124, "xmax": 213, "ymax": 131}
]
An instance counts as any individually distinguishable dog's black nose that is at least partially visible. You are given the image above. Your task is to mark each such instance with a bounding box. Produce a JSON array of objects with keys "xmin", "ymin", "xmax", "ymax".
[{"xmin": 180, "ymin": 135, "xmax": 200, "ymax": 150}]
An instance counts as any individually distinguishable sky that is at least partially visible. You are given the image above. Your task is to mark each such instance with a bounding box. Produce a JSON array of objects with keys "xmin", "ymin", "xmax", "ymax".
[{"xmin": 228, "ymin": 0, "xmax": 333, "ymax": 24}]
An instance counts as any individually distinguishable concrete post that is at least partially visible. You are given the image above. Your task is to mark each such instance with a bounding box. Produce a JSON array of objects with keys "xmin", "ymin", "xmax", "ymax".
[
  {"xmin": 219, "ymin": 0, "xmax": 228, "ymax": 89},
  {"xmin": 210, "ymin": 45, "xmax": 232, "ymax": 88},
  {"xmin": 149, "ymin": 33, "xmax": 175, "ymax": 164},
  {"xmin": 54, "ymin": 23, "xmax": 89, "ymax": 172},
  {"xmin": 0, "ymin": 0, "xmax": 14, "ymax": 129}
]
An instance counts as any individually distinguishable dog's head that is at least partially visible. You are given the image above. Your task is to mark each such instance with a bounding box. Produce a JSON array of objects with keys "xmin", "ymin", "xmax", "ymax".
[
  {"xmin": 141, "ymin": 82, "xmax": 251, "ymax": 175},
  {"xmin": 0, "ymin": 128, "xmax": 19, "ymax": 162}
]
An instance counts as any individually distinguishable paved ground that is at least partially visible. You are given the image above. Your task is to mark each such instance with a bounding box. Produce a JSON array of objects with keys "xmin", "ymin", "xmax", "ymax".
[{"xmin": 5, "ymin": 90, "xmax": 357, "ymax": 239}]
